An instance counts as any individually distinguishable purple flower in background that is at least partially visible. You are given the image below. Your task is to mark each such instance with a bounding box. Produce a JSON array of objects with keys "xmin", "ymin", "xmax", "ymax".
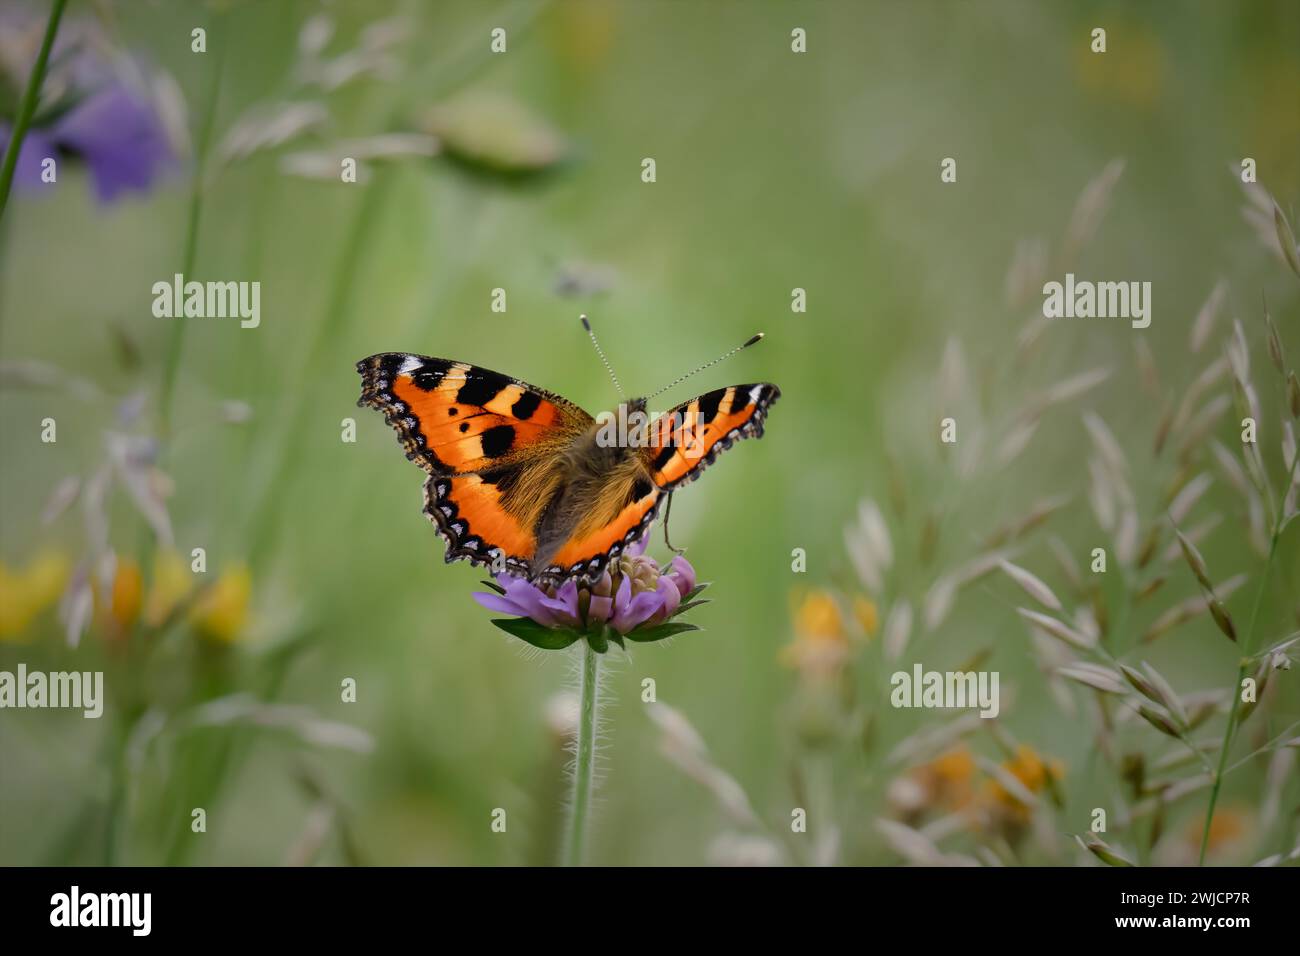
[
  {"xmin": 0, "ymin": 12, "xmax": 178, "ymax": 203},
  {"xmin": 472, "ymin": 532, "xmax": 707, "ymax": 652}
]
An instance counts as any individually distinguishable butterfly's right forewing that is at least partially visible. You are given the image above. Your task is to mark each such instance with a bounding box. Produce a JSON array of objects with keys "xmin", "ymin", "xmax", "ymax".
[
  {"xmin": 640, "ymin": 383, "xmax": 780, "ymax": 490},
  {"xmin": 356, "ymin": 353, "xmax": 592, "ymax": 474}
]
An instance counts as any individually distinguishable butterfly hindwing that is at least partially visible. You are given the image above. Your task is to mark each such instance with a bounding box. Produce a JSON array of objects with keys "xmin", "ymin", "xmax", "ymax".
[
  {"xmin": 641, "ymin": 383, "xmax": 780, "ymax": 490},
  {"xmin": 424, "ymin": 473, "xmax": 537, "ymax": 576},
  {"xmin": 534, "ymin": 464, "xmax": 663, "ymax": 583}
]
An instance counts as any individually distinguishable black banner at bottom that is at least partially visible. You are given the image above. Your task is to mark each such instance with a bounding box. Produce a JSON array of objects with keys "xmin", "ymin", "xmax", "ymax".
[{"xmin": 0, "ymin": 865, "xmax": 1285, "ymax": 940}]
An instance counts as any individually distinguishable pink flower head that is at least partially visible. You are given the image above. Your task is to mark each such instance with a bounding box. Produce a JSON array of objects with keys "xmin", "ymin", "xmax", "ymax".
[{"xmin": 471, "ymin": 532, "xmax": 704, "ymax": 651}]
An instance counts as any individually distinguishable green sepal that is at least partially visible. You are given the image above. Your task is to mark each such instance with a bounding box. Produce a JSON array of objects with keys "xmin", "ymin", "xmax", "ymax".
[
  {"xmin": 585, "ymin": 628, "xmax": 610, "ymax": 654},
  {"xmin": 672, "ymin": 599, "xmax": 711, "ymax": 617},
  {"xmin": 679, "ymin": 582, "xmax": 710, "ymax": 604},
  {"xmin": 490, "ymin": 618, "xmax": 581, "ymax": 650},
  {"xmin": 625, "ymin": 621, "xmax": 702, "ymax": 643}
]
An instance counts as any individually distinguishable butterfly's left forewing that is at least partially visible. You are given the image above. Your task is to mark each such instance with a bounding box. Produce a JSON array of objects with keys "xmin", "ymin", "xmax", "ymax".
[{"xmin": 357, "ymin": 353, "xmax": 592, "ymax": 575}]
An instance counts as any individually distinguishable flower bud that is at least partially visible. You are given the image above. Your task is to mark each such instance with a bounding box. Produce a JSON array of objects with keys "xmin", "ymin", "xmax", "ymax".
[
  {"xmin": 620, "ymin": 554, "xmax": 660, "ymax": 595},
  {"xmin": 645, "ymin": 576, "xmax": 682, "ymax": 626},
  {"xmin": 664, "ymin": 555, "xmax": 696, "ymax": 599}
]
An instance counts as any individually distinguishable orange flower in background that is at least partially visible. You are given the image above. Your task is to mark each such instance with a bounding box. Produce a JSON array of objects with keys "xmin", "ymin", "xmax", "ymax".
[
  {"xmin": 191, "ymin": 563, "xmax": 252, "ymax": 644},
  {"xmin": 83, "ymin": 550, "xmax": 203, "ymax": 643},
  {"xmin": 982, "ymin": 744, "xmax": 1065, "ymax": 824},
  {"xmin": 108, "ymin": 558, "xmax": 144, "ymax": 637},
  {"xmin": 995, "ymin": 745, "xmax": 1064, "ymax": 798},
  {"xmin": 0, "ymin": 551, "xmax": 70, "ymax": 641},
  {"xmin": 927, "ymin": 748, "xmax": 976, "ymax": 802},
  {"xmin": 89, "ymin": 556, "xmax": 145, "ymax": 642},
  {"xmin": 1189, "ymin": 807, "xmax": 1249, "ymax": 858}
]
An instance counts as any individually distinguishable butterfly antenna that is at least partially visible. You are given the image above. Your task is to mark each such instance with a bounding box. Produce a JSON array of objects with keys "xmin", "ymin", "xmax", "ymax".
[
  {"xmin": 644, "ymin": 332, "xmax": 764, "ymax": 402},
  {"xmin": 581, "ymin": 314, "xmax": 626, "ymax": 400}
]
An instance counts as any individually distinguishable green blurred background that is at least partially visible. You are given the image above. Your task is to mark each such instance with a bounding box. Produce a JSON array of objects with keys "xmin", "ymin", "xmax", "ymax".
[{"xmin": 2, "ymin": 0, "xmax": 1298, "ymax": 866}]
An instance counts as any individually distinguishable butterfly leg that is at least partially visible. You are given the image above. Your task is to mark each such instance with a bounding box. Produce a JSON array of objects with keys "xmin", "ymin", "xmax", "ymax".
[{"xmin": 662, "ymin": 491, "xmax": 686, "ymax": 555}]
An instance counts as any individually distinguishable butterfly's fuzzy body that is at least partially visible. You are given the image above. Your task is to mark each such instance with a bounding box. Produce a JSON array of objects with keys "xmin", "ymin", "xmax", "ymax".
[{"xmin": 357, "ymin": 352, "xmax": 778, "ymax": 585}]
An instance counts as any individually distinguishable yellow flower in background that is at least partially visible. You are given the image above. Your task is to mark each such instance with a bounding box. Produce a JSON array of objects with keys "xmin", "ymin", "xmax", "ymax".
[
  {"xmin": 781, "ymin": 589, "xmax": 850, "ymax": 676},
  {"xmin": 852, "ymin": 595, "xmax": 879, "ymax": 637},
  {"xmin": 0, "ymin": 551, "xmax": 70, "ymax": 641},
  {"xmin": 145, "ymin": 548, "xmax": 192, "ymax": 627},
  {"xmin": 795, "ymin": 590, "xmax": 844, "ymax": 641},
  {"xmin": 191, "ymin": 563, "xmax": 252, "ymax": 644}
]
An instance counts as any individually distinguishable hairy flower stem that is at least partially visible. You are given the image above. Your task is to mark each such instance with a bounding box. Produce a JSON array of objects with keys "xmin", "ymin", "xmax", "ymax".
[
  {"xmin": 563, "ymin": 641, "xmax": 600, "ymax": 866},
  {"xmin": 0, "ymin": 0, "xmax": 66, "ymax": 222}
]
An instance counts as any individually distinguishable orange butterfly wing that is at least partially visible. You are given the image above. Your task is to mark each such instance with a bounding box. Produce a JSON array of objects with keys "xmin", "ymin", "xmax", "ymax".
[
  {"xmin": 357, "ymin": 353, "xmax": 591, "ymax": 575},
  {"xmin": 542, "ymin": 475, "xmax": 663, "ymax": 578},
  {"xmin": 539, "ymin": 383, "xmax": 780, "ymax": 581},
  {"xmin": 357, "ymin": 353, "xmax": 589, "ymax": 474},
  {"xmin": 642, "ymin": 383, "xmax": 781, "ymax": 490}
]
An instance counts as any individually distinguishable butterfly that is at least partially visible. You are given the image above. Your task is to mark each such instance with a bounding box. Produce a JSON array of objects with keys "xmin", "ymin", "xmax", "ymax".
[{"xmin": 356, "ymin": 321, "xmax": 779, "ymax": 586}]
